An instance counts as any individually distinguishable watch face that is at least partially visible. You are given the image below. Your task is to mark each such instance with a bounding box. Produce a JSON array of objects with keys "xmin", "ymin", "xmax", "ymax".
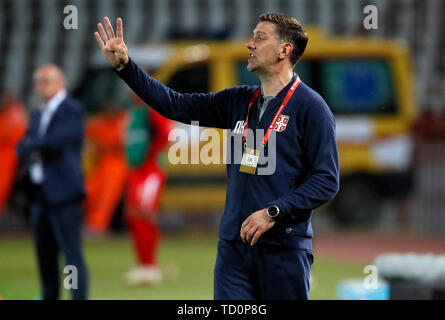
[{"xmin": 268, "ymin": 206, "xmax": 278, "ymax": 217}]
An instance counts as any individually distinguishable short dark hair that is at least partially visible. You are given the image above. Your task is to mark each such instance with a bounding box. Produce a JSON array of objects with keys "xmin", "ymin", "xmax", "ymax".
[{"xmin": 259, "ymin": 13, "xmax": 308, "ymax": 65}]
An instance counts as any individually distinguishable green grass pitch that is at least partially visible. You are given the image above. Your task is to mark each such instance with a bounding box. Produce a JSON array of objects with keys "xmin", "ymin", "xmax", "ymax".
[{"xmin": 0, "ymin": 231, "xmax": 364, "ymax": 300}]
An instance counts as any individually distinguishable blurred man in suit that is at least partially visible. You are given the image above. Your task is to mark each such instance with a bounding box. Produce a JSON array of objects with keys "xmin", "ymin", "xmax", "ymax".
[{"xmin": 17, "ymin": 64, "xmax": 88, "ymax": 300}]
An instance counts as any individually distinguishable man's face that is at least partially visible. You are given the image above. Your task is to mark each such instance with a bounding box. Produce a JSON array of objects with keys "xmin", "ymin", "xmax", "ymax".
[
  {"xmin": 245, "ymin": 21, "xmax": 281, "ymax": 73},
  {"xmin": 34, "ymin": 67, "xmax": 65, "ymax": 103}
]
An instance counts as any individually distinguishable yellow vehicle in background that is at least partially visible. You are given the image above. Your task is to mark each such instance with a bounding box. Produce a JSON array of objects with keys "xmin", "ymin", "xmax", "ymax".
[{"xmin": 81, "ymin": 28, "xmax": 417, "ymax": 225}]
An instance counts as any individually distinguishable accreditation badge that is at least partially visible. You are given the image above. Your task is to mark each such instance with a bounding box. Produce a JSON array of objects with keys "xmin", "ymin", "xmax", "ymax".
[{"xmin": 239, "ymin": 147, "xmax": 260, "ymax": 174}]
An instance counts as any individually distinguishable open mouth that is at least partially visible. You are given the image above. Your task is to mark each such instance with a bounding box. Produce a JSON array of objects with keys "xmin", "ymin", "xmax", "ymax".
[{"xmin": 248, "ymin": 53, "xmax": 255, "ymax": 62}]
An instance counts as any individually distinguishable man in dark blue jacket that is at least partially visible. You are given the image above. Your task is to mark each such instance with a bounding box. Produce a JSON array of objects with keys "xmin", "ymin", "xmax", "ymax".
[
  {"xmin": 17, "ymin": 64, "xmax": 88, "ymax": 300},
  {"xmin": 95, "ymin": 13, "xmax": 339, "ymax": 300}
]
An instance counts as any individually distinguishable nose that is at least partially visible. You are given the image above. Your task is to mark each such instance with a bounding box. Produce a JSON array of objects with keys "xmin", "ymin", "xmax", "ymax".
[{"xmin": 245, "ymin": 38, "xmax": 254, "ymax": 50}]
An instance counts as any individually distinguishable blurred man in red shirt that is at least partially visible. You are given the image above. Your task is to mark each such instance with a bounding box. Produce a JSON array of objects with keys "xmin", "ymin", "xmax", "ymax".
[
  {"xmin": 0, "ymin": 89, "xmax": 27, "ymax": 218},
  {"xmin": 124, "ymin": 93, "xmax": 173, "ymax": 286}
]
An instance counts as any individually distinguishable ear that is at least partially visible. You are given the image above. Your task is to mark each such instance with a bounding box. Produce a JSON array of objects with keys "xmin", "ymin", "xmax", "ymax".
[{"xmin": 278, "ymin": 42, "xmax": 293, "ymax": 61}]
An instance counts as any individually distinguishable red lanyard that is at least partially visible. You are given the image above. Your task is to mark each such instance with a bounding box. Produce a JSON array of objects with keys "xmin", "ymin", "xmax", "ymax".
[{"xmin": 242, "ymin": 76, "xmax": 301, "ymax": 146}]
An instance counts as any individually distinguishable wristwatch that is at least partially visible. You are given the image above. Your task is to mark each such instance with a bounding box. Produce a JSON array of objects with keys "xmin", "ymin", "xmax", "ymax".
[{"xmin": 266, "ymin": 205, "xmax": 280, "ymax": 221}]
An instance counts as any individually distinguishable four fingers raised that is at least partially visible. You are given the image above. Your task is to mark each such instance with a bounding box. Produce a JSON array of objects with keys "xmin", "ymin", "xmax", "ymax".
[{"xmin": 95, "ymin": 17, "xmax": 125, "ymax": 51}]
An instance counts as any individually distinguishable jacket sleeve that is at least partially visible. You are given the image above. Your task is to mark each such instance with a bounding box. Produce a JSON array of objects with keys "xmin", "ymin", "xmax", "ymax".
[
  {"xmin": 116, "ymin": 58, "xmax": 232, "ymax": 129},
  {"xmin": 268, "ymin": 95, "xmax": 340, "ymax": 221}
]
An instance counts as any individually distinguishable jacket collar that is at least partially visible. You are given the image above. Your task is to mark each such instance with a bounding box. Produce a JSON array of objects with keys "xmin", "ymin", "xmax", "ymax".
[
  {"xmin": 257, "ymin": 73, "xmax": 298, "ymax": 113},
  {"xmin": 39, "ymin": 89, "xmax": 67, "ymax": 114}
]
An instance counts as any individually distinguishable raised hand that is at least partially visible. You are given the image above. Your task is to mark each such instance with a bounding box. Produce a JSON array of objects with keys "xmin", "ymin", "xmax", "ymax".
[{"xmin": 94, "ymin": 17, "xmax": 129, "ymax": 71}]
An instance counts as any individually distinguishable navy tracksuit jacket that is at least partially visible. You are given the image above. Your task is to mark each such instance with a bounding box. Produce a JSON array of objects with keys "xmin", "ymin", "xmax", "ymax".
[{"xmin": 117, "ymin": 58, "xmax": 339, "ymax": 298}]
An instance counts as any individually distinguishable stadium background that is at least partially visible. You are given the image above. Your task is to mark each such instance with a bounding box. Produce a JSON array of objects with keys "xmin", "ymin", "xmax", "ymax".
[{"xmin": 1, "ymin": 0, "xmax": 445, "ymax": 300}]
